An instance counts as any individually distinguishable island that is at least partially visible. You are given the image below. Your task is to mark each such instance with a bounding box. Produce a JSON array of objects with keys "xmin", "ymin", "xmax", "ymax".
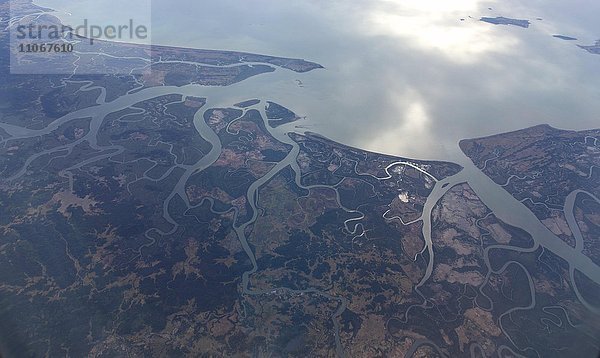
[
  {"xmin": 553, "ymin": 35, "xmax": 578, "ymax": 41},
  {"xmin": 480, "ymin": 16, "xmax": 530, "ymax": 28},
  {"xmin": 579, "ymin": 39, "xmax": 600, "ymax": 55}
]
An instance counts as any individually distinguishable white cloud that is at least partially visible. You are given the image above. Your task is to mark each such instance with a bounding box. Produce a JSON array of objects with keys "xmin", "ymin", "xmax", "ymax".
[{"xmin": 363, "ymin": 0, "xmax": 520, "ymax": 63}]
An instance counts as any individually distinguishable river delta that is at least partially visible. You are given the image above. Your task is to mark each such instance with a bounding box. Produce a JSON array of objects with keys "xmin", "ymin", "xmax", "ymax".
[{"xmin": 1, "ymin": 0, "xmax": 599, "ymax": 357}]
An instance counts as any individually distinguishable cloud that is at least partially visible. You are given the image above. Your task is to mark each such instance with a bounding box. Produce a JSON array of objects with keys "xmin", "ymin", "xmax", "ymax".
[{"xmin": 363, "ymin": 0, "xmax": 520, "ymax": 63}]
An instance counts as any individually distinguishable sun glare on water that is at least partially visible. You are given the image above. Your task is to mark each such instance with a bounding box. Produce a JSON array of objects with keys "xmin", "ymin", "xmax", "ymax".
[{"xmin": 364, "ymin": 0, "xmax": 520, "ymax": 63}]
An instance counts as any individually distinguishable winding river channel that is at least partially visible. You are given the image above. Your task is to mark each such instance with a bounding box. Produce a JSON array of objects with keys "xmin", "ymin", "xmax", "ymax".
[{"xmin": 1, "ymin": 65, "xmax": 599, "ymax": 357}]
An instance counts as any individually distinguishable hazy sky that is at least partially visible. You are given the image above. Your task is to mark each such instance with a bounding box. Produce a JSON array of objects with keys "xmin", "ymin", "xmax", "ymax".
[{"xmin": 35, "ymin": 0, "xmax": 600, "ymax": 161}]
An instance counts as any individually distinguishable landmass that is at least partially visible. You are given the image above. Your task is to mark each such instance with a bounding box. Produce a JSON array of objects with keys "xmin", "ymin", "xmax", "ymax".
[
  {"xmin": 579, "ymin": 39, "xmax": 600, "ymax": 55},
  {"xmin": 2, "ymin": 94, "xmax": 599, "ymax": 356},
  {"xmin": 480, "ymin": 16, "xmax": 530, "ymax": 28},
  {"xmin": 265, "ymin": 101, "xmax": 302, "ymax": 128},
  {"xmin": 460, "ymin": 124, "xmax": 599, "ymax": 262},
  {"xmin": 553, "ymin": 35, "xmax": 578, "ymax": 41},
  {"xmin": 234, "ymin": 99, "xmax": 261, "ymax": 108},
  {"xmin": 0, "ymin": 0, "xmax": 321, "ymax": 130},
  {"xmin": 0, "ymin": 0, "xmax": 599, "ymax": 357}
]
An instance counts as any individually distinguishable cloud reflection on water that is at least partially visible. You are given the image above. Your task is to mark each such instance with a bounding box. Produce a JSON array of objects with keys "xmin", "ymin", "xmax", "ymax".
[{"xmin": 36, "ymin": 0, "xmax": 600, "ymax": 161}]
